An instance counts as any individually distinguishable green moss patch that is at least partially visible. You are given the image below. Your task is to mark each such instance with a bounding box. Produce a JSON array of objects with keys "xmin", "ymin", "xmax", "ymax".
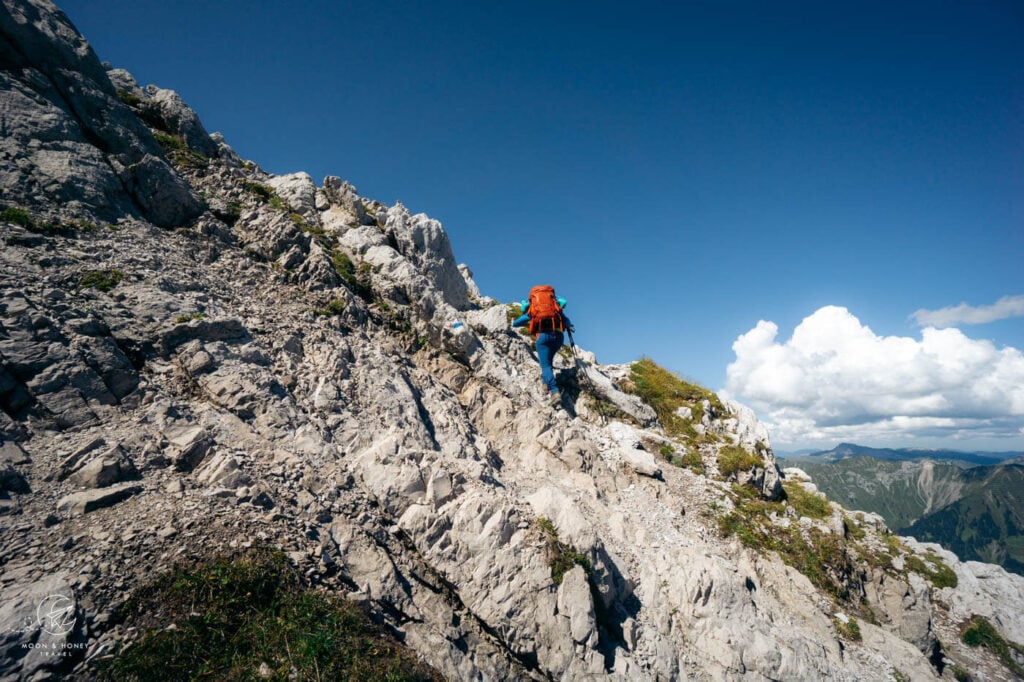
[
  {"xmin": 315, "ymin": 299, "xmax": 348, "ymax": 316},
  {"xmin": 242, "ymin": 181, "xmax": 275, "ymax": 202},
  {"xmin": 331, "ymin": 251, "xmax": 373, "ymax": 301},
  {"xmin": 2, "ymin": 206, "xmax": 33, "ymax": 227},
  {"xmin": 962, "ymin": 615, "xmax": 1024, "ymax": 676},
  {"xmin": 718, "ymin": 488, "xmax": 859, "ymax": 602}
]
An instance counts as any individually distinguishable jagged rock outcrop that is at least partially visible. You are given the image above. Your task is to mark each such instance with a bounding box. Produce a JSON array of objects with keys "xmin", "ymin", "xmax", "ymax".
[
  {"xmin": 2, "ymin": 3, "xmax": 1023, "ymax": 681},
  {"xmin": 0, "ymin": 0, "xmax": 204, "ymax": 227}
]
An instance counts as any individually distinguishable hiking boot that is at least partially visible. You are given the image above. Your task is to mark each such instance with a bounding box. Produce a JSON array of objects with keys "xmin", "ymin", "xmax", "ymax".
[{"xmin": 548, "ymin": 390, "xmax": 562, "ymax": 407}]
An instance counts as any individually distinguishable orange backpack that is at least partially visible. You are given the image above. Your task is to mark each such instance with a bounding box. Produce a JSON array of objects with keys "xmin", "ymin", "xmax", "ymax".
[{"xmin": 528, "ymin": 285, "xmax": 564, "ymax": 335}]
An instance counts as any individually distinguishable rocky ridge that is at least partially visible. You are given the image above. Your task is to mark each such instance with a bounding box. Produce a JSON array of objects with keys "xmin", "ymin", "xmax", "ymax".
[{"xmin": 2, "ymin": 1, "xmax": 1024, "ymax": 680}]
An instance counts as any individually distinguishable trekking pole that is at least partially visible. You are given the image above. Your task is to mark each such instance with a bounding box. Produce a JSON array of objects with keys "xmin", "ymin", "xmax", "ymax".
[
  {"xmin": 566, "ymin": 329, "xmax": 606, "ymax": 425},
  {"xmin": 566, "ymin": 329, "xmax": 588, "ymax": 382}
]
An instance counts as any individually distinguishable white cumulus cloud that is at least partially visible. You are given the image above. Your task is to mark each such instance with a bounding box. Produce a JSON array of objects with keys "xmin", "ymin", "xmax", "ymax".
[
  {"xmin": 912, "ymin": 294, "xmax": 1024, "ymax": 327},
  {"xmin": 725, "ymin": 306, "xmax": 1024, "ymax": 446}
]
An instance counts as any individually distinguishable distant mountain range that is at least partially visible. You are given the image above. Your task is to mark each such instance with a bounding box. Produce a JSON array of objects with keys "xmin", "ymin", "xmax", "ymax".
[
  {"xmin": 784, "ymin": 442, "xmax": 1024, "ymax": 466},
  {"xmin": 902, "ymin": 465, "xmax": 1024, "ymax": 575},
  {"xmin": 781, "ymin": 444, "xmax": 1024, "ymax": 576}
]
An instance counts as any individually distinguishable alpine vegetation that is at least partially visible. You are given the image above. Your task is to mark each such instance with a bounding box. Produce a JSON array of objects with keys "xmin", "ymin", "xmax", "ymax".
[{"xmin": 2, "ymin": 1, "xmax": 1023, "ymax": 680}]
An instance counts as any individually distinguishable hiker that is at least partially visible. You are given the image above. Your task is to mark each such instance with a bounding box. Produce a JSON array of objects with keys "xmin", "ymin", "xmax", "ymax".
[{"xmin": 512, "ymin": 285, "xmax": 573, "ymax": 405}]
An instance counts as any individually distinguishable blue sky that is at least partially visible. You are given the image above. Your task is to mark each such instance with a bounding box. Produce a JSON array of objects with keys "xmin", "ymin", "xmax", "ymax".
[{"xmin": 59, "ymin": 0, "xmax": 1024, "ymax": 451}]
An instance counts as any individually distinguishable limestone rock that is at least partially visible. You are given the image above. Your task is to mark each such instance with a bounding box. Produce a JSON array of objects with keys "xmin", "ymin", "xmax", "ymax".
[
  {"xmin": 160, "ymin": 318, "xmax": 249, "ymax": 354},
  {"xmin": 384, "ymin": 203, "xmax": 471, "ymax": 310},
  {"xmin": 56, "ymin": 481, "xmax": 142, "ymax": 515},
  {"xmin": 142, "ymin": 84, "xmax": 219, "ymax": 157},
  {"xmin": 463, "ymin": 305, "xmax": 510, "ymax": 336},
  {"xmin": 195, "ymin": 451, "xmax": 251, "ymax": 489},
  {"xmin": 619, "ymin": 447, "xmax": 662, "ymax": 478},
  {"xmin": 268, "ymin": 172, "xmax": 318, "ymax": 218},
  {"xmin": 0, "ymin": 462, "xmax": 30, "ymax": 493},
  {"xmin": 0, "ymin": 0, "xmax": 204, "ymax": 226},
  {"xmin": 557, "ymin": 565, "xmax": 597, "ymax": 645},
  {"xmin": 581, "ymin": 365, "xmax": 658, "ymax": 427},
  {"xmin": 0, "ymin": 440, "xmax": 30, "ymax": 467},
  {"xmin": 66, "ymin": 444, "xmax": 139, "ymax": 489},
  {"xmin": 909, "ymin": 538, "xmax": 1024, "ymax": 644},
  {"xmin": 164, "ymin": 424, "xmax": 213, "ymax": 471},
  {"xmin": 320, "ymin": 176, "xmax": 374, "ymax": 226}
]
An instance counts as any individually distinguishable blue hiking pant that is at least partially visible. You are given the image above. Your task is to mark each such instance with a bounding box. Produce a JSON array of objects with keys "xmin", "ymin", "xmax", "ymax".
[{"xmin": 536, "ymin": 331, "xmax": 564, "ymax": 393}]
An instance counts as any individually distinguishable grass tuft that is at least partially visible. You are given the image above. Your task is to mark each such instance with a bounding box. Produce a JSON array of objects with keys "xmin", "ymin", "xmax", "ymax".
[
  {"xmin": 315, "ymin": 299, "xmax": 347, "ymax": 316},
  {"xmin": 783, "ymin": 481, "xmax": 832, "ymax": 519},
  {"xmin": 116, "ymin": 89, "xmax": 142, "ymax": 106},
  {"xmin": 718, "ymin": 444, "xmax": 764, "ymax": 479},
  {"xmin": 949, "ymin": 665, "xmax": 970, "ymax": 682},
  {"xmin": 506, "ymin": 303, "xmax": 523, "ymax": 326},
  {"xmin": 905, "ymin": 550, "xmax": 958, "ymax": 589},
  {"xmin": 962, "ymin": 615, "xmax": 1024, "ymax": 676},
  {"xmin": 80, "ymin": 269, "xmax": 125, "ymax": 292},
  {"xmin": 331, "ymin": 251, "xmax": 373, "ymax": 301},
  {"xmin": 625, "ymin": 358, "xmax": 725, "ymax": 439},
  {"xmin": 537, "ymin": 517, "xmax": 558, "ymax": 538},
  {"xmin": 718, "ymin": 488, "xmax": 857, "ymax": 602},
  {"xmin": 95, "ymin": 549, "xmax": 440, "ymax": 681},
  {"xmin": 537, "ymin": 518, "xmax": 590, "ymax": 585},
  {"xmin": 242, "ymin": 181, "xmax": 275, "ymax": 202},
  {"xmin": 2, "ymin": 206, "xmax": 33, "ymax": 227},
  {"xmin": 834, "ymin": 617, "xmax": 862, "ymax": 642}
]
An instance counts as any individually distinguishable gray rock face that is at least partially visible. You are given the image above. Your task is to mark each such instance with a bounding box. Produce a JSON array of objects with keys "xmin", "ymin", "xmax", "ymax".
[
  {"xmin": 143, "ymin": 85, "xmax": 219, "ymax": 157},
  {"xmin": 0, "ymin": 0, "xmax": 204, "ymax": 226},
  {"xmin": 2, "ymin": 4, "xmax": 1022, "ymax": 681},
  {"xmin": 384, "ymin": 203, "xmax": 471, "ymax": 311},
  {"xmin": 319, "ymin": 176, "xmax": 374, "ymax": 226}
]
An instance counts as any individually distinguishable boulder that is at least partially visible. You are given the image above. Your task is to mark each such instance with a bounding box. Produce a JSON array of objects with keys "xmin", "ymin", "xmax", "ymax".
[
  {"xmin": 164, "ymin": 424, "xmax": 213, "ymax": 471},
  {"xmin": 56, "ymin": 481, "xmax": 142, "ymax": 515},
  {"xmin": 65, "ymin": 444, "xmax": 138, "ymax": 489},
  {"xmin": 195, "ymin": 451, "xmax": 251, "ymax": 489},
  {"xmin": 269, "ymin": 172, "xmax": 318, "ymax": 218},
  {"xmin": 619, "ymin": 446, "xmax": 662, "ymax": 478},
  {"xmin": 557, "ymin": 565, "xmax": 597, "ymax": 645}
]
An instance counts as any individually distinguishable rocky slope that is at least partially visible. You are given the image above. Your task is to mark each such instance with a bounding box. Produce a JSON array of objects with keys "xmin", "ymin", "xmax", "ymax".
[{"xmin": 2, "ymin": 1, "xmax": 1024, "ymax": 680}]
